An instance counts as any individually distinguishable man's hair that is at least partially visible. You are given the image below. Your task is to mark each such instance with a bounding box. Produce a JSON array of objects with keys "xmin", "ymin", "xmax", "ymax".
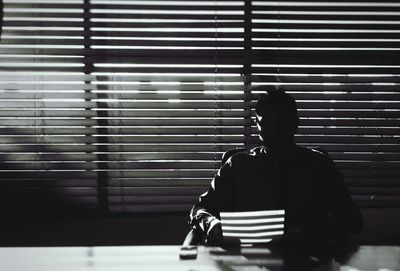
[{"xmin": 255, "ymin": 89, "xmax": 299, "ymax": 134}]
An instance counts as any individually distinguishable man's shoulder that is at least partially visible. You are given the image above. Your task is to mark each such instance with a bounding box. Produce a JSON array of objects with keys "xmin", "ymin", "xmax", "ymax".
[
  {"xmin": 227, "ymin": 147, "xmax": 265, "ymax": 163},
  {"xmin": 222, "ymin": 147, "xmax": 258, "ymax": 162},
  {"xmin": 296, "ymin": 146, "xmax": 332, "ymax": 164},
  {"xmin": 298, "ymin": 145, "xmax": 326, "ymax": 155},
  {"xmin": 225, "ymin": 145, "xmax": 332, "ymax": 164}
]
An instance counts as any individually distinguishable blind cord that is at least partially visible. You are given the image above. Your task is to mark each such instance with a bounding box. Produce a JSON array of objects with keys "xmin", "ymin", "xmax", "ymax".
[
  {"xmin": 276, "ymin": 0, "xmax": 281, "ymax": 90},
  {"xmin": 214, "ymin": 0, "xmax": 219, "ymax": 171}
]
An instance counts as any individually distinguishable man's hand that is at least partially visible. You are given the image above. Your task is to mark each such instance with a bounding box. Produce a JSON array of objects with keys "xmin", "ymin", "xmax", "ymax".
[{"xmin": 203, "ymin": 216, "xmax": 223, "ymax": 245}]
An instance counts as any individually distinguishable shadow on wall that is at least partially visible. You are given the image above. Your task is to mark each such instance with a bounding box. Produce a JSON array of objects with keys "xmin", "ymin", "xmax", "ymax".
[
  {"xmin": 0, "ymin": 140, "xmax": 100, "ymax": 224},
  {"xmin": 0, "ymin": 136, "xmax": 193, "ymax": 246},
  {"xmin": 0, "ymin": 213, "xmax": 190, "ymax": 246},
  {"xmin": 0, "ymin": 92, "xmax": 115, "ymax": 225},
  {"xmin": 0, "ymin": 71, "xmax": 120, "ymax": 224}
]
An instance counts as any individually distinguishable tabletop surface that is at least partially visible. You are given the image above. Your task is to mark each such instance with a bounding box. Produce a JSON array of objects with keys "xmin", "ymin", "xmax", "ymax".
[{"xmin": 0, "ymin": 245, "xmax": 399, "ymax": 271}]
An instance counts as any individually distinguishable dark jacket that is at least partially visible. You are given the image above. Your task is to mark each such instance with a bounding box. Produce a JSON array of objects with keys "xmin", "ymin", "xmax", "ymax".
[{"xmin": 189, "ymin": 146, "xmax": 363, "ymax": 244}]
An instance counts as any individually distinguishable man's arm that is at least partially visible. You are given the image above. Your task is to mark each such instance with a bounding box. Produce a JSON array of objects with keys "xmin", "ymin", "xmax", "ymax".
[
  {"xmin": 189, "ymin": 158, "xmax": 235, "ymax": 244},
  {"xmin": 323, "ymin": 154, "xmax": 364, "ymax": 235},
  {"xmin": 284, "ymin": 151, "xmax": 363, "ymax": 249}
]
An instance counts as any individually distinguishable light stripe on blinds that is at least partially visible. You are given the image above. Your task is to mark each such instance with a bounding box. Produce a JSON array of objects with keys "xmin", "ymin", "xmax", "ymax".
[
  {"xmin": 251, "ymin": 0, "xmax": 400, "ymax": 208},
  {"xmin": 0, "ymin": 0, "xmax": 246, "ymax": 215}
]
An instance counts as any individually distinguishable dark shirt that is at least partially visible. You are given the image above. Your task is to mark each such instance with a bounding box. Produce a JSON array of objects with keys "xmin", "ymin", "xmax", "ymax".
[{"xmin": 189, "ymin": 145, "xmax": 363, "ymax": 244}]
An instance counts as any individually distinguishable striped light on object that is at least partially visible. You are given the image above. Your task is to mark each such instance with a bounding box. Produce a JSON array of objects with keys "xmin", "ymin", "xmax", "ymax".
[{"xmin": 220, "ymin": 210, "xmax": 285, "ymax": 245}]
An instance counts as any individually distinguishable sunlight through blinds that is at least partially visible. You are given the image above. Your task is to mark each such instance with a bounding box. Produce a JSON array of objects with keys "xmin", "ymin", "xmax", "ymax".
[
  {"xmin": 0, "ymin": 0, "xmax": 399, "ymax": 218},
  {"xmin": 251, "ymin": 0, "xmax": 400, "ymax": 207},
  {"xmin": 0, "ymin": 0, "xmax": 245, "ymax": 215}
]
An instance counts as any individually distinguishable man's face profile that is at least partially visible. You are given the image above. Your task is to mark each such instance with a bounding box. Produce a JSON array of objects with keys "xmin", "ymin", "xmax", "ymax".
[{"xmin": 256, "ymin": 105, "xmax": 296, "ymax": 154}]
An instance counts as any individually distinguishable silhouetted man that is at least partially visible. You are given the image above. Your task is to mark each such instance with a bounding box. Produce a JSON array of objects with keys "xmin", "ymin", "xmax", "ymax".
[{"xmin": 189, "ymin": 90, "xmax": 363, "ymax": 247}]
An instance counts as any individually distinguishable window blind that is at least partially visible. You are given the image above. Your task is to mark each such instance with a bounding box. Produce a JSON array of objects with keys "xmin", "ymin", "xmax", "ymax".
[
  {"xmin": 0, "ymin": 0, "xmax": 399, "ymax": 218},
  {"xmin": 0, "ymin": 0, "xmax": 246, "ymax": 216},
  {"xmin": 251, "ymin": 0, "xmax": 400, "ymax": 208}
]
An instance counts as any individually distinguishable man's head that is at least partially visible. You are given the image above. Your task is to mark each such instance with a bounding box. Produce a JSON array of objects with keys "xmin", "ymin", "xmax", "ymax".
[{"xmin": 255, "ymin": 90, "xmax": 299, "ymax": 153}]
